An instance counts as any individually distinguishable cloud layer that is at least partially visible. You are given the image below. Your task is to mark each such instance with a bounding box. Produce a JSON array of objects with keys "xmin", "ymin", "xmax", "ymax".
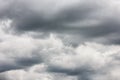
[
  {"xmin": 0, "ymin": 20, "xmax": 120, "ymax": 80},
  {"xmin": 0, "ymin": 0, "xmax": 120, "ymax": 80},
  {"xmin": 0, "ymin": 0, "xmax": 120, "ymax": 45}
]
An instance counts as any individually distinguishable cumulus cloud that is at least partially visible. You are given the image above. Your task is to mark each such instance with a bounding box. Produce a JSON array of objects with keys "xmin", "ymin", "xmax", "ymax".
[
  {"xmin": 0, "ymin": 20, "xmax": 120, "ymax": 80},
  {"xmin": 0, "ymin": 33, "xmax": 120, "ymax": 80},
  {"xmin": 0, "ymin": 0, "xmax": 120, "ymax": 80}
]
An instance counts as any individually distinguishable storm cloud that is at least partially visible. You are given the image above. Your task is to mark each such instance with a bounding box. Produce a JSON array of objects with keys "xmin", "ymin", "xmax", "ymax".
[
  {"xmin": 0, "ymin": 0, "xmax": 120, "ymax": 80},
  {"xmin": 0, "ymin": 0, "xmax": 120, "ymax": 45}
]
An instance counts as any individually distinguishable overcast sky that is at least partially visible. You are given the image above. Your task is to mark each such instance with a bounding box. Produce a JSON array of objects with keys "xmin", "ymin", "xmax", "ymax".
[{"xmin": 0, "ymin": 0, "xmax": 120, "ymax": 80}]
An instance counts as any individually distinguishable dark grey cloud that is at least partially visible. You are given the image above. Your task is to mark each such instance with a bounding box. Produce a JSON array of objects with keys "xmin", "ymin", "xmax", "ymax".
[
  {"xmin": 0, "ymin": 74, "xmax": 7, "ymax": 80},
  {"xmin": 0, "ymin": 57, "xmax": 42, "ymax": 72},
  {"xmin": 47, "ymin": 65, "xmax": 95, "ymax": 76},
  {"xmin": 7, "ymin": 2, "xmax": 99, "ymax": 31},
  {"xmin": 15, "ymin": 56, "xmax": 43, "ymax": 67},
  {"xmin": 0, "ymin": 0, "xmax": 120, "ymax": 80},
  {"xmin": 0, "ymin": 64, "xmax": 19, "ymax": 72},
  {"xmin": 0, "ymin": 0, "xmax": 119, "ymax": 45},
  {"xmin": 0, "ymin": 0, "xmax": 104, "ymax": 30}
]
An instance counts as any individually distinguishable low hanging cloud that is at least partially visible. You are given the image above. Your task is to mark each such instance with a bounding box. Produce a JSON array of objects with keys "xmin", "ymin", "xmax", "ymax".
[
  {"xmin": 0, "ymin": 0, "xmax": 120, "ymax": 45},
  {"xmin": 0, "ymin": 0, "xmax": 120, "ymax": 80},
  {"xmin": 0, "ymin": 20, "xmax": 120, "ymax": 80}
]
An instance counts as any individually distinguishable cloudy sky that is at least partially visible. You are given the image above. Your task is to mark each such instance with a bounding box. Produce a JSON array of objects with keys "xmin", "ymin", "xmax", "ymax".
[{"xmin": 0, "ymin": 0, "xmax": 120, "ymax": 80}]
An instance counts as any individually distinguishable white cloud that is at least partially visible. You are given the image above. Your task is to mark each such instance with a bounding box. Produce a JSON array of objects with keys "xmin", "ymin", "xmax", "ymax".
[
  {"xmin": 0, "ymin": 64, "xmax": 77, "ymax": 80},
  {"xmin": 0, "ymin": 19, "xmax": 120, "ymax": 79},
  {"xmin": 1, "ymin": 0, "xmax": 120, "ymax": 79},
  {"xmin": 3, "ymin": 69, "xmax": 54, "ymax": 80}
]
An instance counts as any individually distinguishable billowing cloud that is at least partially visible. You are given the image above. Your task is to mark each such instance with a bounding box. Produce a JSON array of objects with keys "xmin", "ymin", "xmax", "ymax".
[
  {"xmin": 0, "ymin": 20, "xmax": 120, "ymax": 80},
  {"xmin": 0, "ymin": 0, "xmax": 120, "ymax": 80}
]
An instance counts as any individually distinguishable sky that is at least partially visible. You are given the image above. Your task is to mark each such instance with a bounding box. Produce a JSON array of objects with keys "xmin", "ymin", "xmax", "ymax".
[{"xmin": 0, "ymin": 0, "xmax": 120, "ymax": 80}]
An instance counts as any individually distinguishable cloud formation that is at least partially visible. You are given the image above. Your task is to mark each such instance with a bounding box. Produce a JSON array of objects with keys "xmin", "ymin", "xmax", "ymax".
[
  {"xmin": 0, "ymin": 0, "xmax": 120, "ymax": 80},
  {"xmin": 0, "ymin": 0, "xmax": 120, "ymax": 45},
  {"xmin": 0, "ymin": 20, "xmax": 120, "ymax": 80}
]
